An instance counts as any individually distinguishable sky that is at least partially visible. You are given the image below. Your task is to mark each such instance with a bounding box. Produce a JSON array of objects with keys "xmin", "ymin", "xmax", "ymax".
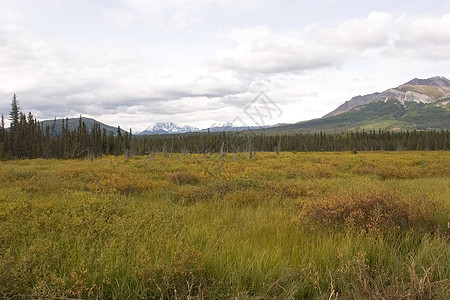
[{"xmin": 1, "ymin": 0, "xmax": 450, "ymax": 131}]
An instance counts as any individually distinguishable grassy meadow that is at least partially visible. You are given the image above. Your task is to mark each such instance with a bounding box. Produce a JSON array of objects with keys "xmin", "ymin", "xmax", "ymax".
[{"xmin": 0, "ymin": 151, "xmax": 449, "ymax": 299}]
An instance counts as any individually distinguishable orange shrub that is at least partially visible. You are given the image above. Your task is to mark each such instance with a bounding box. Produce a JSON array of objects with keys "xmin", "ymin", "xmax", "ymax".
[
  {"xmin": 168, "ymin": 185, "xmax": 210, "ymax": 205},
  {"xmin": 297, "ymin": 189, "xmax": 444, "ymax": 235},
  {"xmin": 87, "ymin": 172, "xmax": 167, "ymax": 194},
  {"xmin": 166, "ymin": 171, "xmax": 200, "ymax": 185}
]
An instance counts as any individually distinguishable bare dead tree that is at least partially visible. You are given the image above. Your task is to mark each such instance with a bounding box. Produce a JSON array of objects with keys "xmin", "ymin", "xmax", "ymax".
[
  {"xmin": 276, "ymin": 136, "xmax": 281, "ymax": 157},
  {"xmin": 219, "ymin": 141, "xmax": 225, "ymax": 159},
  {"xmin": 163, "ymin": 143, "xmax": 168, "ymax": 157}
]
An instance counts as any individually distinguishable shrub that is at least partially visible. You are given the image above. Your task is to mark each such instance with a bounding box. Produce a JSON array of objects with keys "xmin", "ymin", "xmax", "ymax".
[
  {"xmin": 166, "ymin": 171, "xmax": 200, "ymax": 185},
  {"xmin": 87, "ymin": 172, "xmax": 168, "ymax": 194},
  {"xmin": 222, "ymin": 188, "xmax": 268, "ymax": 207},
  {"xmin": 297, "ymin": 189, "xmax": 445, "ymax": 235},
  {"xmin": 166, "ymin": 185, "xmax": 210, "ymax": 205}
]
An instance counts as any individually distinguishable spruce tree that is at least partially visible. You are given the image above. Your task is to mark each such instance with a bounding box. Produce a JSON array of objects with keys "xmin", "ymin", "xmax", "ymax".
[
  {"xmin": 9, "ymin": 94, "xmax": 20, "ymax": 128},
  {"xmin": 0, "ymin": 114, "xmax": 5, "ymax": 158},
  {"xmin": 9, "ymin": 94, "xmax": 21, "ymax": 156},
  {"xmin": 0, "ymin": 114, "xmax": 4, "ymax": 143}
]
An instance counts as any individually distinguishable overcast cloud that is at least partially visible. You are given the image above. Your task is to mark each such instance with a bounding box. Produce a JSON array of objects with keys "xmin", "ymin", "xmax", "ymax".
[{"xmin": 1, "ymin": 0, "xmax": 450, "ymax": 131}]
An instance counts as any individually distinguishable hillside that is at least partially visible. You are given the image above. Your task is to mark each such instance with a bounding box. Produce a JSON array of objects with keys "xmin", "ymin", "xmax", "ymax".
[
  {"xmin": 324, "ymin": 76, "xmax": 450, "ymax": 118},
  {"xmin": 266, "ymin": 76, "xmax": 450, "ymax": 133},
  {"xmin": 39, "ymin": 117, "xmax": 125, "ymax": 135}
]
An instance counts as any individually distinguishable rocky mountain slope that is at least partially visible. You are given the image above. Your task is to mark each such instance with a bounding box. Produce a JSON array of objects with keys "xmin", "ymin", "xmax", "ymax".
[
  {"xmin": 266, "ymin": 76, "xmax": 450, "ymax": 133},
  {"xmin": 324, "ymin": 76, "xmax": 450, "ymax": 118}
]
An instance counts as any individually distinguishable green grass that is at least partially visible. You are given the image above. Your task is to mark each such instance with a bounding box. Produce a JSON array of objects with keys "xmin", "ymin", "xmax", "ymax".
[{"xmin": 0, "ymin": 152, "xmax": 449, "ymax": 299}]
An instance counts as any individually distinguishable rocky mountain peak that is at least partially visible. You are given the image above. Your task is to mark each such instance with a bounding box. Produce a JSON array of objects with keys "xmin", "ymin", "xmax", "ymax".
[
  {"xmin": 141, "ymin": 122, "xmax": 200, "ymax": 135},
  {"xmin": 324, "ymin": 76, "xmax": 450, "ymax": 118},
  {"xmin": 404, "ymin": 76, "xmax": 450, "ymax": 89}
]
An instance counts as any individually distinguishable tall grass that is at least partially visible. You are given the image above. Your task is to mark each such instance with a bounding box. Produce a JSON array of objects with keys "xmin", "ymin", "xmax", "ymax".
[{"xmin": 0, "ymin": 151, "xmax": 449, "ymax": 299}]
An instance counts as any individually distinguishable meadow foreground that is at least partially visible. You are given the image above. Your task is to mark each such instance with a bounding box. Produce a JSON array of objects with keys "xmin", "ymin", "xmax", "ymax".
[{"xmin": 0, "ymin": 151, "xmax": 449, "ymax": 299}]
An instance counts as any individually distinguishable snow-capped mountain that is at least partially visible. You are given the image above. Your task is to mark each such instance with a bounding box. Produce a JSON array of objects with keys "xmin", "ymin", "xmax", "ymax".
[
  {"xmin": 138, "ymin": 121, "xmax": 267, "ymax": 135},
  {"xmin": 140, "ymin": 122, "xmax": 200, "ymax": 135},
  {"xmin": 200, "ymin": 122, "xmax": 235, "ymax": 132},
  {"xmin": 209, "ymin": 122, "xmax": 234, "ymax": 128},
  {"xmin": 199, "ymin": 122, "xmax": 267, "ymax": 132}
]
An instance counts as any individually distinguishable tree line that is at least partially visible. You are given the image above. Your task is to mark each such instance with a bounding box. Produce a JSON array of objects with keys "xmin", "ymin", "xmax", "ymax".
[
  {"xmin": 0, "ymin": 95, "xmax": 132, "ymax": 159},
  {"xmin": 1, "ymin": 95, "xmax": 448, "ymax": 160},
  {"xmin": 134, "ymin": 129, "xmax": 449, "ymax": 155}
]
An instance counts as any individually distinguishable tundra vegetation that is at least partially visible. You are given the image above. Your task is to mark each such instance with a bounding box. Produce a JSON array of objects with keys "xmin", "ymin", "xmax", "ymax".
[{"xmin": 0, "ymin": 151, "xmax": 449, "ymax": 299}]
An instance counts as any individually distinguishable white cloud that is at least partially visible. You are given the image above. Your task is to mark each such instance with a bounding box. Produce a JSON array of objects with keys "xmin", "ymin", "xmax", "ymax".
[
  {"xmin": 224, "ymin": 26, "xmax": 273, "ymax": 43},
  {"xmin": 2, "ymin": 1, "xmax": 450, "ymax": 130},
  {"xmin": 0, "ymin": 18, "xmax": 252, "ymax": 128},
  {"xmin": 102, "ymin": 10, "xmax": 136, "ymax": 30},
  {"xmin": 211, "ymin": 11, "xmax": 450, "ymax": 74},
  {"xmin": 322, "ymin": 11, "xmax": 394, "ymax": 49},
  {"xmin": 396, "ymin": 13, "xmax": 450, "ymax": 47},
  {"xmin": 212, "ymin": 36, "xmax": 347, "ymax": 73},
  {"xmin": 103, "ymin": 0, "xmax": 276, "ymax": 32},
  {"xmin": 211, "ymin": 12, "xmax": 392, "ymax": 74}
]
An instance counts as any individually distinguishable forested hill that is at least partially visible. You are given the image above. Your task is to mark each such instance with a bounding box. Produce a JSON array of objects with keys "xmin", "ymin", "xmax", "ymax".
[
  {"xmin": 38, "ymin": 117, "xmax": 126, "ymax": 136},
  {"xmin": 0, "ymin": 95, "xmax": 131, "ymax": 159},
  {"xmin": 264, "ymin": 98, "xmax": 450, "ymax": 134}
]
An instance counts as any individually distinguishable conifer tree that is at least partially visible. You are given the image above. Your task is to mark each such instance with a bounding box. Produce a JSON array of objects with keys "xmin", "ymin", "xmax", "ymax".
[
  {"xmin": 9, "ymin": 94, "xmax": 20, "ymax": 128},
  {"xmin": 0, "ymin": 114, "xmax": 4, "ymax": 143},
  {"xmin": 0, "ymin": 114, "xmax": 5, "ymax": 158},
  {"xmin": 115, "ymin": 126, "xmax": 124, "ymax": 155}
]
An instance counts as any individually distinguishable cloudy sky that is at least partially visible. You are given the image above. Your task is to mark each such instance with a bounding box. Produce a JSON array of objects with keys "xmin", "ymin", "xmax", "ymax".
[{"xmin": 1, "ymin": 0, "xmax": 450, "ymax": 131}]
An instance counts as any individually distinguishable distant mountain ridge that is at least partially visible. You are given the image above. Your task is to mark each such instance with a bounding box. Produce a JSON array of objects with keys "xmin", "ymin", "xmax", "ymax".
[
  {"xmin": 39, "ymin": 117, "xmax": 124, "ymax": 135},
  {"xmin": 265, "ymin": 76, "xmax": 450, "ymax": 134},
  {"xmin": 127, "ymin": 76, "xmax": 450, "ymax": 136},
  {"xmin": 323, "ymin": 93, "xmax": 380, "ymax": 118},
  {"xmin": 324, "ymin": 76, "xmax": 450, "ymax": 118},
  {"xmin": 405, "ymin": 76, "xmax": 450, "ymax": 88},
  {"xmin": 140, "ymin": 122, "xmax": 200, "ymax": 135},
  {"xmin": 32, "ymin": 76, "xmax": 450, "ymax": 136},
  {"xmin": 139, "ymin": 122, "xmax": 267, "ymax": 135}
]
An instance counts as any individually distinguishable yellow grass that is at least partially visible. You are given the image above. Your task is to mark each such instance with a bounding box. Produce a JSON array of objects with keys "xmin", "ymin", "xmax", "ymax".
[{"xmin": 0, "ymin": 151, "xmax": 449, "ymax": 299}]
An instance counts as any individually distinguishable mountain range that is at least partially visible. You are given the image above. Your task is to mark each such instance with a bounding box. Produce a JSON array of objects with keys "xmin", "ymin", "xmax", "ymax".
[
  {"xmin": 324, "ymin": 76, "xmax": 450, "ymax": 118},
  {"xmin": 140, "ymin": 76, "xmax": 450, "ymax": 135},
  {"xmin": 266, "ymin": 76, "xmax": 450, "ymax": 133},
  {"xmin": 139, "ymin": 121, "xmax": 267, "ymax": 135},
  {"xmin": 32, "ymin": 76, "xmax": 450, "ymax": 135},
  {"xmin": 140, "ymin": 122, "xmax": 200, "ymax": 135}
]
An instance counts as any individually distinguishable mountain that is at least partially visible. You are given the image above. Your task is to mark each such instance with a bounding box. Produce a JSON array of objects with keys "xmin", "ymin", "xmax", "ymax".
[
  {"xmin": 39, "ymin": 117, "xmax": 124, "ymax": 135},
  {"xmin": 265, "ymin": 76, "xmax": 450, "ymax": 134},
  {"xmin": 139, "ymin": 122, "xmax": 267, "ymax": 135},
  {"xmin": 324, "ymin": 76, "xmax": 450, "ymax": 118},
  {"xmin": 323, "ymin": 93, "xmax": 380, "ymax": 118},
  {"xmin": 140, "ymin": 122, "xmax": 200, "ymax": 135},
  {"xmin": 199, "ymin": 122, "xmax": 267, "ymax": 132},
  {"xmin": 404, "ymin": 76, "xmax": 450, "ymax": 88},
  {"xmin": 203, "ymin": 122, "xmax": 234, "ymax": 132}
]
